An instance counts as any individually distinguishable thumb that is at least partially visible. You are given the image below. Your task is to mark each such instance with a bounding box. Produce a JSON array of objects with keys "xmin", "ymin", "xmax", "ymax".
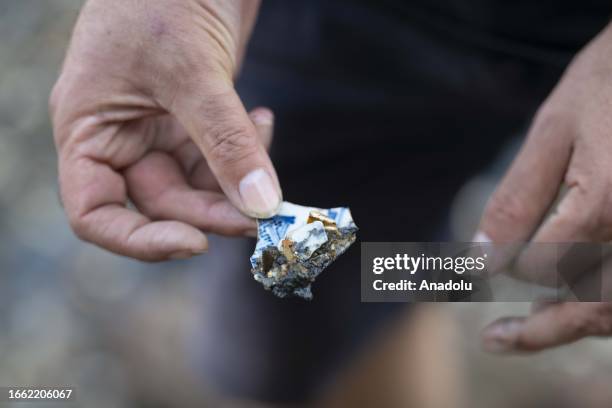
[{"xmin": 170, "ymin": 84, "xmax": 282, "ymax": 218}]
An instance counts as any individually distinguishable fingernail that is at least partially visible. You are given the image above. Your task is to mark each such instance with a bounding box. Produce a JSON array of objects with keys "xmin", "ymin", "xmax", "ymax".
[
  {"xmin": 472, "ymin": 230, "xmax": 514, "ymax": 275},
  {"xmin": 468, "ymin": 231, "xmax": 492, "ymax": 275},
  {"xmin": 482, "ymin": 318, "xmax": 524, "ymax": 353},
  {"xmin": 251, "ymin": 110, "xmax": 273, "ymax": 125},
  {"xmin": 473, "ymin": 231, "xmax": 491, "ymax": 243},
  {"xmin": 239, "ymin": 168, "xmax": 281, "ymax": 218},
  {"xmin": 169, "ymin": 249, "xmax": 207, "ymax": 260}
]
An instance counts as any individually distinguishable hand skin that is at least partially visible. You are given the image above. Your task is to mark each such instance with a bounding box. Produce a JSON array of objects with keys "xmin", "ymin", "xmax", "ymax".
[
  {"xmin": 482, "ymin": 302, "xmax": 612, "ymax": 353},
  {"xmin": 50, "ymin": 0, "xmax": 282, "ymax": 261},
  {"xmin": 476, "ymin": 24, "xmax": 612, "ymax": 352}
]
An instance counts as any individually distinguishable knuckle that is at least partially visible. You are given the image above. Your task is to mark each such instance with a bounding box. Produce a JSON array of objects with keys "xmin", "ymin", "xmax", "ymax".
[
  {"xmin": 207, "ymin": 125, "xmax": 257, "ymax": 165},
  {"xmin": 556, "ymin": 174, "xmax": 609, "ymax": 236},
  {"xmin": 569, "ymin": 187, "xmax": 612, "ymax": 239}
]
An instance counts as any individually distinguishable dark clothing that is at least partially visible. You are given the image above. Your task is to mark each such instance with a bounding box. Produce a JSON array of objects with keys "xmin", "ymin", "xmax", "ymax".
[{"xmin": 193, "ymin": 0, "xmax": 610, "ymax": 403}]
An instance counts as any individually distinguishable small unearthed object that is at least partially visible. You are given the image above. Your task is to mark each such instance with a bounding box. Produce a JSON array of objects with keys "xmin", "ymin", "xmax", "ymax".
[{"xmin": 250, "ymin": 202, "xmax": 358, "ymax": 300}]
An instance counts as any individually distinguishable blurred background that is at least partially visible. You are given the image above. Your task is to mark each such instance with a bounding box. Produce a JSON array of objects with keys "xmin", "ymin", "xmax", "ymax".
[{"xmin": 2, "ymin": 0, "xmax": 612, "ymax": 407}]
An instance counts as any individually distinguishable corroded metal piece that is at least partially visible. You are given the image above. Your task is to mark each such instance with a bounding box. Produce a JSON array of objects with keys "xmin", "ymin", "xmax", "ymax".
[{"xmin": 251, "ymin": 202, "xmax": 358, "ymax": 300}]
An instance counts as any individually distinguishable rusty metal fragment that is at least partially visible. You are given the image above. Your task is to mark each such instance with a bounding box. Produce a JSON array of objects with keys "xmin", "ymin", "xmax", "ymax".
[{"xmin": 250, "ymin": 202, "xmax": 358, "ymax": 300}]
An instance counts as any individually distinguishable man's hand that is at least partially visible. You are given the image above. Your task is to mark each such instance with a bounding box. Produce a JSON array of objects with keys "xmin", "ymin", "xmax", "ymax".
[
  {"xmin": 476, "ymin": 24, "xmax": 612, "ymax": 351},
  {"xmin": 50, "ymin": 0, "xmax": 282, "ymax": 261}
]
